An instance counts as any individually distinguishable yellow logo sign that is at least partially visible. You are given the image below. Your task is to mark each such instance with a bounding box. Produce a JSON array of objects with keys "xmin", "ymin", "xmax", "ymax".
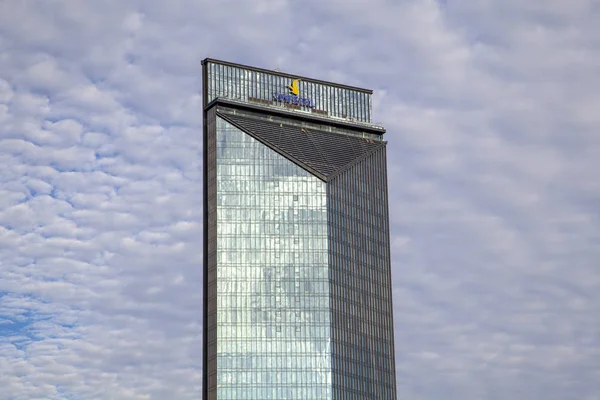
[
  {"xmin": 287, "ymin": 79, "xmax": 300, "ymax": 96},
  {"xmin": 273, "ymin": 79, "xmax": 314, "ymax": 108}
]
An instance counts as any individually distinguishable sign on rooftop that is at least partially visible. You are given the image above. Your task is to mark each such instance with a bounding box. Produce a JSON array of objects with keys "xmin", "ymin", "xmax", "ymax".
[{"xmin": 202, "ymin": 59, "xmax": 373, "ymax": 123}]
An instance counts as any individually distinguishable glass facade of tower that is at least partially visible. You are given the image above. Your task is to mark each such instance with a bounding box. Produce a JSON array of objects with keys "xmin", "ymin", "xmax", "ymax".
[
  {"xmin": 203, "ymin": 59, "xmax": 396, "ymax": 400},
  {"xmin": 328, "ymin": 148, "xmax": 396, "ymax": 399}
]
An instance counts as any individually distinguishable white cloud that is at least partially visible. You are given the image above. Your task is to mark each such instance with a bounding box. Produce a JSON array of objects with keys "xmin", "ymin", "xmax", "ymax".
[{"xmin": 0, "ymin": 0, "xmax": 598, "ymax": 399}]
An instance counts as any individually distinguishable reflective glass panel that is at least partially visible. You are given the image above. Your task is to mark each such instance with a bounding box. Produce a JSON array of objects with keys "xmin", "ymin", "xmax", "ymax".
[{"xmin": 215, "ymin": 117, "xmax": 332, "ymax": 399}]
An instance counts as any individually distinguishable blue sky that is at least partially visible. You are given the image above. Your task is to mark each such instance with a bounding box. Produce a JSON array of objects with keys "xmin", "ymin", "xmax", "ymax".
[{"xmin": 0, "ymin": 0, "xmax": 599, "ymax": 399}]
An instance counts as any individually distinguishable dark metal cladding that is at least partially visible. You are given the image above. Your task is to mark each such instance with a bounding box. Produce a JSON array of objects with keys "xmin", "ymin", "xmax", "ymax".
[
  {"xmin": 205, "ymin": 107, "xmax": 218, "ymax": 400},
  {"xmin": 216, "ymin": 111, "xmax": 385, "ymax": 181},
  {"xmin": 327, "ymin": 145, "xmax": 397, "ymax": 400},
  {"xmin": 202, "ymin": 62, "xmax": 209, "ymax": 400}
]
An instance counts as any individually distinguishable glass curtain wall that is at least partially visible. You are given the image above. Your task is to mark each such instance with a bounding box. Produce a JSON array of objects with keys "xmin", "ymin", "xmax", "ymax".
[{"xmin": 213, "ymin": 117, "xmax": 333, "ymax": 399}]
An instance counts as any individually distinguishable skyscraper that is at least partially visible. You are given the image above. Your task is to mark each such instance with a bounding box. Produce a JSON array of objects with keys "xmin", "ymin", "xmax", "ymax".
[{"xmin": 202, "ymin": 58, "xmax": 396, "ymax": 400}]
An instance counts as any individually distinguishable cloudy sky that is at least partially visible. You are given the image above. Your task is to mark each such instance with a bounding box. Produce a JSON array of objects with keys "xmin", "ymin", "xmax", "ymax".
[{"xmin": 1, "ymin": 0, "xmax": 599, "ymax": 399}]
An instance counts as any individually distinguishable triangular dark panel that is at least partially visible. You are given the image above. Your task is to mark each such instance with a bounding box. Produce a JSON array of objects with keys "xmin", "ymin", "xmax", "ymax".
[{"xmin": 217, "ymin": 111, "xmax": 384, "ymax": 180}]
